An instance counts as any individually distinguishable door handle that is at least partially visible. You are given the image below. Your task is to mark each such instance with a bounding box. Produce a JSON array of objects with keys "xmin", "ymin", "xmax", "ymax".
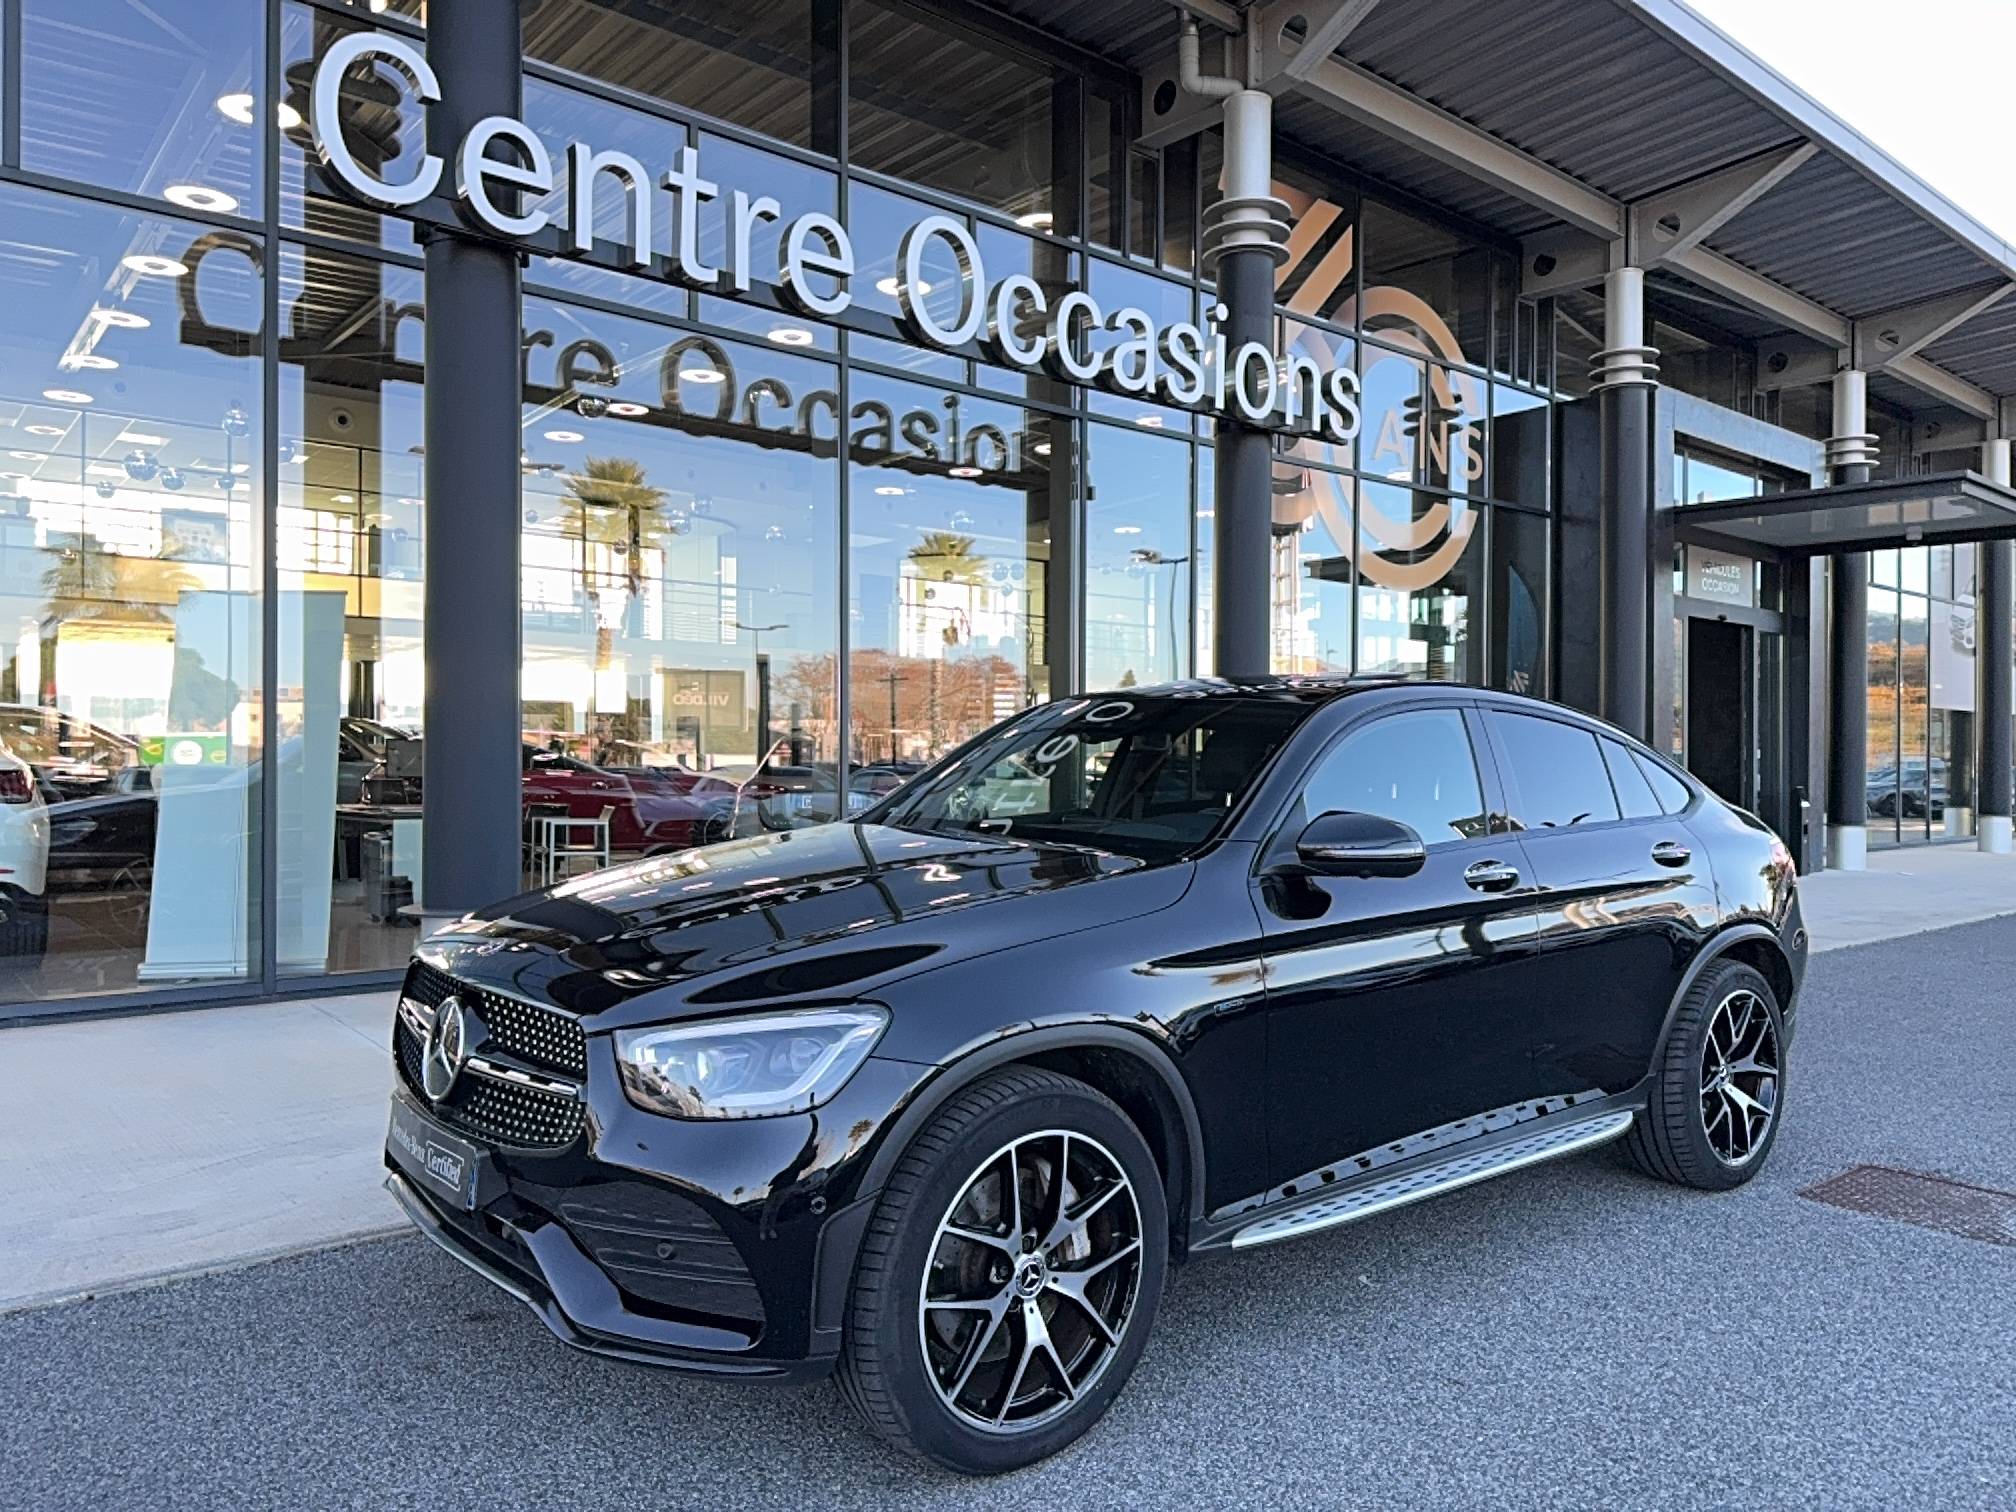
[
  {"xmin": 1463, "ymin": 859, "xmax": 1520, "ymax": 893},
  {"xmin": 1651, "ymin": 839, "xmax": 1692, "ymax": 867}
]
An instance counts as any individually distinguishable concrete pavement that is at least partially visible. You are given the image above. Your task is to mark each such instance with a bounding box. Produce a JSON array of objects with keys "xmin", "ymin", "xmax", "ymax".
[{"xmin": 1, "ymin": 842, "xmax": 2011, "ymax": 1315}]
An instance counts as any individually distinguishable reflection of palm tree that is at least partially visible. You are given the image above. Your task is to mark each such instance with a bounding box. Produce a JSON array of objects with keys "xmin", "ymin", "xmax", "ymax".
[
  {"xmin": 41, "ymin": 534, "xmax": 200, "ymax": 628},
  {"xmin": 557, "ymin": 457, "xmax": 676, "ymax": 626},
  {"xmin": 907, "ymin": 532, "xmax": 987, "ymax": 585}
]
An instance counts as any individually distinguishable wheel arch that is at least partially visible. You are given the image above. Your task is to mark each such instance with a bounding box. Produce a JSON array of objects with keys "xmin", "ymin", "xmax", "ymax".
[
  {"xmin": 857, "ymin": 1024, "xmax": 1208, "ymax": 1256},
  {"xmin": 1651, "ymin": 924, "xmax": 1795, "ymax": 1068}
]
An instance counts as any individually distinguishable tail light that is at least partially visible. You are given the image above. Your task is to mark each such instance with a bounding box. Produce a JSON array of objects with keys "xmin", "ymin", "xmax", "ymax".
[{"xmin": 0, "ymin": 767, "xmax": 32, "ymax": 803}]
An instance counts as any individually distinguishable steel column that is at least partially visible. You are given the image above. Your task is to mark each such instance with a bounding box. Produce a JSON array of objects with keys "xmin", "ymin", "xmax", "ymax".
[
  {"xmin": 1980, "ymin": 440, "xmax": 2014, "ymax": 853},
  {"xmin": 1824, "ymin": 367, "xmax": 1876, "ymax": 870},
  {"xmin": 1593, "ymin": 266, "xmax": 1657, "ymax": 738},
  {"xmin": 420, "ymin": 0, "xmax": 525, "ymax": 918}
]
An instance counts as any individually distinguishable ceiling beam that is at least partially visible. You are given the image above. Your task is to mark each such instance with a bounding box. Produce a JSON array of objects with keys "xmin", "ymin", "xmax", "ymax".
[
  {"xmin": 1664, "ymin": 243, "xmax": 1850, "ymax": 346},
  {"xmin": 1139, "ymin": 0, "xmax": 1384, "ymax": 150},
  {"xmin": 1852, "ymin": 281, "xmax": 2014, "ymax": 371},
  {"xmin": 1279, "ymin": 0, "xmax": 1386, "ymax": 82},
  {"xmin": 1888, "ymin": 352, "xmax": 1997, "ymax": 420},
  {"xmin": 1628, "ymin": 143, "xmax": 1815, "ymax": 265}
]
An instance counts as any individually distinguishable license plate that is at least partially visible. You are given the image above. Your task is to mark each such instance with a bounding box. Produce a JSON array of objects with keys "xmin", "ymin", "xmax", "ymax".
[{"xmin": 387, "ymin": 1091, "xmax": 483, "ymax": 1210}]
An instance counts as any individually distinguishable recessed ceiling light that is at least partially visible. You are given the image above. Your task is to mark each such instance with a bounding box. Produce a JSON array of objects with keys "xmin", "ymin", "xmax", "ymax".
[
  {"xmin": 42, "ymin": 389, "xmax": 93, "ymax": 404},
  {"xmin": 121, "ymin": 254, "xmax": 189, "ymax": 278},
  {"xmin": 398, "ymin": 496, "xmax": 422, "ymax": 507},
  {"xmin": 875, "ymin": 276, "xmax": 933, "ymax": 297},
  {"xmin": 333, "ymin": 493, "xmax": 355, "ymax": 504},
  {"xmin": 120, "ymin": 432, "xmax": 167, "ymax": 446},
  {"xmin": 217, "ymin": 92, "xmax": 299, "ymax": 131},
  {"xmin": 65, "ymin": 354, "xmax": 119, "ymax": 371},
  {"xmin": 680, "ymin": 367, "xmax": 726, "ymax": 384},
  {"xmin": 24, "ymin": 425, "xmax": 63, "ymax": 437},
  {"xmin": 544, "ymin": 428, "xmax": 584, "ymax": 443},
  {"xmin": 1033, "ymin": 441, "xmax": 1052, "ymax": 456},
  {"xmin": 767, "ymin": 326, "xmax": 815, "ymax": 347},
  {"xmin": 86, "ymin": 464, "xmax": 125, "ymax": 477},
  {"xmin": 607, "ymin": 401, "xmax": 649, "ymax": 417},
  {"xmin": 1014, "ymin": 211, "xmax": 1054, "ymax": 230},
  {"xmin": 873, "ymin": 485, "xmax": 907, "ymax": 496},
  {"xmin": 948, "ymin": 465, "xmax": 982, "ymax": 478},
  {"xmin": 164, "ymin": 184, "xmax": 240, "ymax": 214},
  {"xmin": 9, "ymin": 451, "xmax": 40, "ymax": 460},
  {"xmin": 1113, "ymin": 524, "xmax": 1143, "ymax": 535},
  {"xmin": 1134, "ymin": 414, "xmax": 1165, "ymax": 428},
  {"xmin": 230, "ymin": 462, "xmax": 250, "ymax": 474},
  {"xmin": 91, "ymin": 308, "xmax": 150, "ymax": 330}
]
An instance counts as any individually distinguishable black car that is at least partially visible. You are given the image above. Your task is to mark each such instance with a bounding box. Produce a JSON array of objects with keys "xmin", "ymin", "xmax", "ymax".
[{"xmin": 384, "ymin": 680, "xmax": 1805, "ymax": 1474}]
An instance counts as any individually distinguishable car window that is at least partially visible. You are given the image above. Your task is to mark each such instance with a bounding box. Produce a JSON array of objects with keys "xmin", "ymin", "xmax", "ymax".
[
  {"xmin": 1490, "ymin": 712, "xmax": 1620, "ymax": 829},
  {"xmin": 1634, "ymin": 751, "xmax": 1695, "ymax": 814},
  {"xmin": 1295, "ymin": 709, "xmax": 1489, "ymax": 846},
  {"xmin": 1601, "ymin": 737, "xmax": 1661, "ymax": 820}
]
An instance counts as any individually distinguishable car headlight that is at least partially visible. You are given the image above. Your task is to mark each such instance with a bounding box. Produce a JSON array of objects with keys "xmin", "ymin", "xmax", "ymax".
[{"xmin": 615, "ymin": 1006, "xmax": 888, "ymax": 1119}]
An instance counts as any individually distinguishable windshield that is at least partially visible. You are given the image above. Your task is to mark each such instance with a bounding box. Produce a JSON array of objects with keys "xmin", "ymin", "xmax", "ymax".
[{"xmin": 877, "ymin": 694, "xmax": 1310, "ymax": 862}]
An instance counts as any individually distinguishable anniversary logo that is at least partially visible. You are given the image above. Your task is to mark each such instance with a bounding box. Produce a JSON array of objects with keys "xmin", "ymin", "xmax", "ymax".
[{"xmin": 305, "ymin": 31, "xmax": 1363, "ymax": 445}]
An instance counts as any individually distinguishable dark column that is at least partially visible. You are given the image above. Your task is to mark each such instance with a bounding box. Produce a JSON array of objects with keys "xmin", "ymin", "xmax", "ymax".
[
  {"xmin": 1823, "ymin": 368, "xmax": 1874, "ymax": 869},
  {"xmin": 1213, "ymin": 253, "xmax": 1275, "ymax": 678},
  {"xmin": 1593, "ymin": 267, "xmax": 1657, "ymax": 738},
  {"xmin": 1980, "ymin": 519, "xmax": 2014, "ymax": 854},
  {"xmin": 420, "ymin": 0, "xmax": 524, "ymax": 917}
]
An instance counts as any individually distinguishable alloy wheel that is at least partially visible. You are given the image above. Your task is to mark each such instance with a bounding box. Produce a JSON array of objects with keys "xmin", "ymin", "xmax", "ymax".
[
  {"xmin": 1699, "ymin": 988, "xmax": 1780, "ymax": 1165},
  {"xmin": 917, "ymin": 1129, "xmax": 1144, "ymax": 1434}
]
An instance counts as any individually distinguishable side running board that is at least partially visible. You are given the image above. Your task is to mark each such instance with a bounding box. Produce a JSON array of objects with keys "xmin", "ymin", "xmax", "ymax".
[{"xmin": 1230, "ymin": 1109, "xmax": 1637, "ymax": 1250}]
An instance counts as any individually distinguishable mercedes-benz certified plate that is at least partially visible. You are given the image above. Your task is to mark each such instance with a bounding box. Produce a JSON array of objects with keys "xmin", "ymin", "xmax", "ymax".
[{"xmin": 387, "ymin": 1089, "xmax": 483, "ymax": 1210}]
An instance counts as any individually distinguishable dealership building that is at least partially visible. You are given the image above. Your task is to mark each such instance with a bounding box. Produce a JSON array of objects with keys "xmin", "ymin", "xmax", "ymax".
[{"xmin": 0, "ymin": 0, "xmax": 2011, "ymax": 1020}]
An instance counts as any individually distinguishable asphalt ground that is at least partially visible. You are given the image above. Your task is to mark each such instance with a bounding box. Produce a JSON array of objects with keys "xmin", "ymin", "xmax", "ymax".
[{"xmin": 4, "ymin": 916, "xmax": 2013, "ymax": 1511}]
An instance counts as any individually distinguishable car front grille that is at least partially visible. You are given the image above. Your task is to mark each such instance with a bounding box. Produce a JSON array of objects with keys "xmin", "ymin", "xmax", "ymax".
[{"xmin": 395, "ymin": 960, "xmax": 588, "ymax": 1149}]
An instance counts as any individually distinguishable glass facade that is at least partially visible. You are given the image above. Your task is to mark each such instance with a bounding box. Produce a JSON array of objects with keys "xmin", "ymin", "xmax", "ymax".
[
  {"xmin": 1865, "ymin": 545, "xmax": 1979, "ymax": 846},
  {"xmin": 0, "ymin": 0, "xmax": 1560, "ymax": 1013}
]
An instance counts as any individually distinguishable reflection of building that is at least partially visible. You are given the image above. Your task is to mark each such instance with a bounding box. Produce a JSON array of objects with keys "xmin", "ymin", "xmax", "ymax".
[{"xmin": 6, "ymin": 0, "xmax": 2016, "ymax": 1018}]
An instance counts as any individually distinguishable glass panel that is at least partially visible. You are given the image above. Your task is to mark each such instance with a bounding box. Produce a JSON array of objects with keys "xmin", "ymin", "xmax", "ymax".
[
  {"xmin": 280, "ymin": 3, "xmax": 423, "ymax": 255},
  {"xmin": 1280, "ymin": 320, "xmax": 1357, "ymax": 475},
  {"xmin": 1489, "ymin": 384, "xmax": 1548, "ymax": 508},
  {"xmin": 523, "ymin": 0, "xmax": 831, "ymax": 151},
  {"xmin": 1085, "ymin": 424, "xmax": 1190, "ymax": 691},
  {"xmin": 1358, "ymin": 339, "xmax": 1484, "ymax": 495},
  {"xmin": 1353, "ymin": 482, "xmax": 1477, "ymax": 683},
  {"xmin": 1490, "ymin": 714, "xmax": 1620, "ymax": 829},
  {"xmin": 1302, "ymin": 709, "xmax": 1487, "ymax": 846},
  {"xmin": 520, "ymin": 301, "xmax": 841, "ymax": 836},
  {"xmin": 1194, "ymin": 446, "xmax": 1214, "ymax": 677},
  {"xmin": 846, "ymin": 183, "xmax": 963, "ymax": 381},
  {"xmin": 1898, "ymin": 545, "xmax": 1929, "ymax": 595},
  {"xmin": 1274, "ymin": 167, "xmax": 1357, "ymax": 327},
  {"xmin": 1635, "ymin": 751, "xmax": 1693, "ymax": 814},
  {"xmin": 973, "ymin": 224, "xmax": 1077, "ymax": 402},
  {"xmin": 1128, "ymin": 151, "xmax": 1160, "ymax": 262},
  {"xmin": 695, "ymin": 134, "xmax": 840, "ymax": 347},
  {"xmin": 1273, "ymin": 468, "xmax": 1353, "ymax": 675},
  {"xmin": 277, "ymin": 245, "xmax": 423, "ymax": 976},
  {"xmin": 1488, "ymin": 506, "xmax": 1546, "ymax": 696},
  {"xmin": 1086, "ymin": 262, "xmax": 1193, "ymax": 428},
  {"xmin": 848, "ymin": 0, "xmax": 1062, "ymax": 225},
  {"xmin": 1898, "ymin": 594, "xmax": 1930, "ymax": 843},
  {"xmin": 847, "ymin": 374, "xmax": 1062, "ymax": 764},
  {"xmin": 1865, "ymin": 584, "xmax": 1899, "ymax": 838},
  {"xmin": 0, "ymin": 184, "xmax": 263, "ymax": 1002},
  {"xmin": 1677, "ymin": 452, "xmax": 1757, "ymax": 505},
  {"xmin": 1359, "ymin": 198, "xmax": 1491, "ymax": 370},
  {"xmin": 1086, "ymin": 83, "xmax": 1120, "ymax": 250},
  {"xmin": 21, "ymin": 0, "xmax": 264, "ymax": 216},
  {"xmin": 523, "ymin": 78, "xmax": 690, "ymax": 320},
  {"xmin": 1870, "ymin": 548, "xmax": 1899, "ymax": 587}
]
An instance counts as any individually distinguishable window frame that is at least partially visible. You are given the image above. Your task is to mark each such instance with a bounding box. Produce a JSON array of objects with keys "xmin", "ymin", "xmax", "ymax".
[{"xmin": 1479, "ymin": 706, "xmax": 1633, "ymax": 834}]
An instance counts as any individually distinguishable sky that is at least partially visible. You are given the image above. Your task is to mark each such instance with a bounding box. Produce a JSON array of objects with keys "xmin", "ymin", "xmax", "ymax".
[{"xmin": 1683, "ymin": 0, "xmax": 2016, "ymax": 245}]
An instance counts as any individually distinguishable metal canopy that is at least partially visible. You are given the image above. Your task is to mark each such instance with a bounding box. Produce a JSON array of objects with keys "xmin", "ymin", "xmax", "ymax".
[{"xmin": 1671, "ymin": 471, "xmax": 2016, "ymax": 555}]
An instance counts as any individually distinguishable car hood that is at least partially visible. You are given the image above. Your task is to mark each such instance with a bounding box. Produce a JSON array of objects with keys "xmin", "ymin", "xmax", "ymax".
[{"xmin": 420, "ymin": 821, "xmax": 1190, "ymax": 1029}]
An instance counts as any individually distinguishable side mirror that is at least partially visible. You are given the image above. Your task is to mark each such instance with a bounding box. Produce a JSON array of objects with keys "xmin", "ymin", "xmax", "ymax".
[{"xmin": 1294, "ymin": 810, "xmax": 1426, "ymax": 878}]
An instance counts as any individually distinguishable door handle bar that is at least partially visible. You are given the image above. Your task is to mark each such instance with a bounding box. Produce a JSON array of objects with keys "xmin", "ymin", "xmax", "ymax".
[
  {"xmin": 1463, "ymin": 859, "xmax": 1520, "ymax": 892},
  {"xmin": 1651, "ymin": 840, "xmax": 1691, "ymax": 867}
]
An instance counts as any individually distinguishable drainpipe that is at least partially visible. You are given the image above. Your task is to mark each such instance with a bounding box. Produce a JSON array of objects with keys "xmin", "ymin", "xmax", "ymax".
[
  {"xmin": 1181, "ymin": 16, "xmax": 1291, "ymax": 679},
  {"xmin": 1823, "ymin": 366, "xmax": 1876, "ymax": 871}
]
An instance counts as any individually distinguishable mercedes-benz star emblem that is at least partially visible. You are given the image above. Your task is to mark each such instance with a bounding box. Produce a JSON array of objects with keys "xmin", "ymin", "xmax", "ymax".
[{"xmin": 422, "ymin": 995, "xmax": 470, "ymax": 1101}]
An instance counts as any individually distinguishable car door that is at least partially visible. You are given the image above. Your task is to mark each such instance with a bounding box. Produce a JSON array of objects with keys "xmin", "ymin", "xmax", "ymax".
[
  {"xmin": 1253, "ymin": 702, "xmax": 1549, "ymax": 1191},
  {"xmin": 1480, "ymin": 709, "xmax": 1721, "ymax": 1093}
]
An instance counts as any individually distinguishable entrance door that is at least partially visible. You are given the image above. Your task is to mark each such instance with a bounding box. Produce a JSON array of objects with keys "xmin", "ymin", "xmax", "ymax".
[{"xmin": 1686, "ymin": 618, "xmax": 1753, "ymax": 806}]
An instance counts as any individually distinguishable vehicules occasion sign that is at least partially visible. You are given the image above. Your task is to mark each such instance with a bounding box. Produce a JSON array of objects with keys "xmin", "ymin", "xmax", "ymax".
[{"xmin": 308, "ymin": 32, "xmax": 1362, "ymax": 442}]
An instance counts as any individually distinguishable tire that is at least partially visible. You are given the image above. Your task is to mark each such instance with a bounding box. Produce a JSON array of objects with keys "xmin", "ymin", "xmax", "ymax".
[
  {"xmin": 1625, "ymin": 959, "xmax": 1785, "ymax": 1191},
  {"xmin": 0, "ymin": 889, "xmax": 47, "ymax": 963},
  {"xmin": 837, "ymin": 1067, "xmax": 1168, "ymax": 1475}
]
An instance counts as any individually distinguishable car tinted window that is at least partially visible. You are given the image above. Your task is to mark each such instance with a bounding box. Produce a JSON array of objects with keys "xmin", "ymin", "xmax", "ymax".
[
  {"xmin": 881, "ymin": 695, "xmax": 1311, "ymax": 862},
  {"xmin": 1491, "ymin": 713, "xmax": 1620, "ymax": 828},
  {"xmin": 1634, "ymin": 751, "xmax": 1695, "ymax": 814},
  {"xmin": 1601, "ymin": 738, "xmax": 1661, "ymax": 819},
  {"xmin": 1297, "ymin": 709, "xmax": 1488, "ymax": 845}
]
